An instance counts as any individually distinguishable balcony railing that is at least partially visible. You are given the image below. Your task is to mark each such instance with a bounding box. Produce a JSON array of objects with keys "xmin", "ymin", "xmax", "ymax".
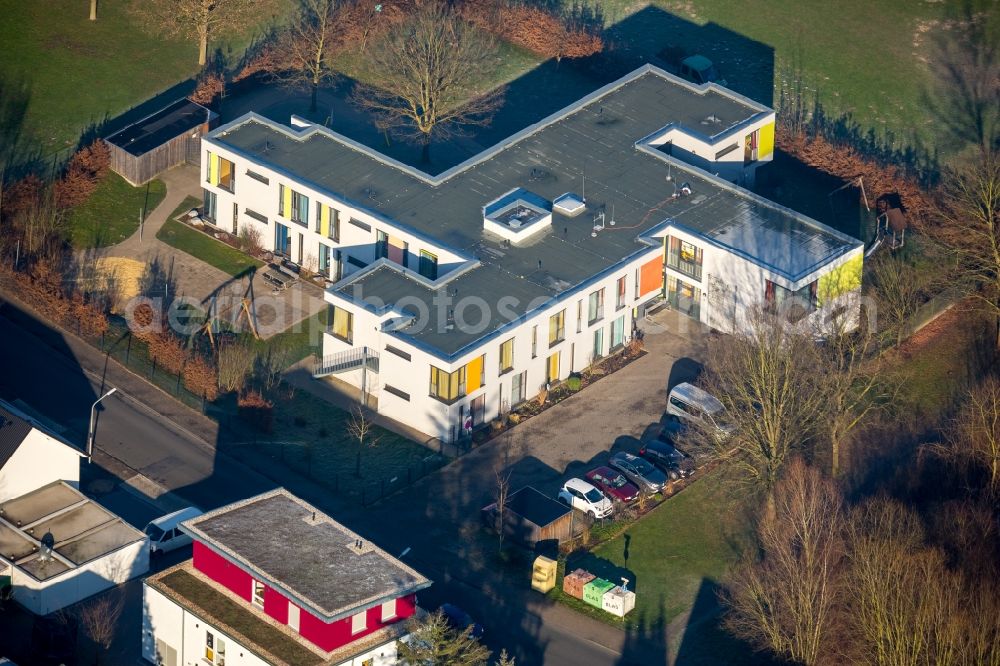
[
  {"xmin": 314, "ymin": 347, "xmax": 379, "ymax": 377},
  {"xmin": 666, "ymin": 253, "xmax": 703, "ymax": 281}
]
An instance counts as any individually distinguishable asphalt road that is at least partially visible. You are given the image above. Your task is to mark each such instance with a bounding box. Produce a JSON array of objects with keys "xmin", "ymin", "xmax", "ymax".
[{"xmin": 0, "ymin": 305, "xmax": 641, "ymax": 665}]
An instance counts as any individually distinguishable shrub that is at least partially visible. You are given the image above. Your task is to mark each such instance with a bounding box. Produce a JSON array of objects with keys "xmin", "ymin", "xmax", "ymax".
[
  {"xmin": 148, "ymin": 332, "xmax": 187, "ymax": 375},
  {"xmin": 459, "ymin": 0, "xmax": 602, "ymax": 62},
  {"xmin": 184, "ymin": 354, "xmax": 219, "ymax": 401},
  {"xmin": 237, "ymin": 224, "xmax": 264, "ymax": 256},
  {"xmin": 189, "ymin": 71, "xmax": 225, "ymax": 106},
  {"xmin": 217, "ymin": 339, "xmax": 255, "ymax": 394},
  {"xmin": 566, "ymin": 375, "xmax": 582, "ymax": 392},
  {"xmin": 54, "ymin": 140, "xmax": 111, "ymax": 209},
  {"xmin": 238, "ymin": 390, "xmax": 274, "ymax": 433}
]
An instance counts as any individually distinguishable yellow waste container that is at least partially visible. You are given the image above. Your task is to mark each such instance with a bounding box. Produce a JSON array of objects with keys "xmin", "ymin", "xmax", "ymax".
[{"xmin": 531, "ymin": 556, "xmax": 557, "ymax": 593}]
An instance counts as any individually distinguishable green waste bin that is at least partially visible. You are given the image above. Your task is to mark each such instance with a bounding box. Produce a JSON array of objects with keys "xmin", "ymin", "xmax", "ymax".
[{"xmin": 583, "ymin": 578, "xmax": 615, "ymax": 608}]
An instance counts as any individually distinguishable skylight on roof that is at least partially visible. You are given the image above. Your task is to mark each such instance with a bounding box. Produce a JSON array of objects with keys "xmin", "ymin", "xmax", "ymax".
[{"xmin": 554, "ymin": 193, "xmax": 586, "ymax": 216}]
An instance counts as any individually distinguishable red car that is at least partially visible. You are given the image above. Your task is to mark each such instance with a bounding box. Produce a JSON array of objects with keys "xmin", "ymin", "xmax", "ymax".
[{"xmin": 586, "ymin": 466, "xmax": 640, "ymax": 503}]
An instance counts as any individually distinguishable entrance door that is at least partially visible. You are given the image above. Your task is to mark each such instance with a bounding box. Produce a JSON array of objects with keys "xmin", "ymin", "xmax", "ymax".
[
  {"xmin": 471, "ymin": 394, "xmax": 486, "ymax": 426},
  {"xmin": 667, "ymin": 276, "xmax": 701, "ymax": 319},
  {"xmin": 275, "ymin": 223, "xmax": 290, "ymax": 257}
]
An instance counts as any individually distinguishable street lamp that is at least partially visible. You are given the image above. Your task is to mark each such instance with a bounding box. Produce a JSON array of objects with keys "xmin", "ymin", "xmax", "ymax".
[{"xmin": 87, "ymin": 387, "xmax": 118, "ymax": 463}]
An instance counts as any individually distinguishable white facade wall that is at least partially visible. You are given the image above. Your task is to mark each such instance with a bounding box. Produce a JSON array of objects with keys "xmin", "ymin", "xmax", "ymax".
[
  {"xmin": 13, "ymin": 539, "xmax": 148, "ymax": 615},
  {"xmin": 323, "ymin": 248, "xmax": 664, "ymax": 442},
  {"xmin": 0, "ymin": 429, "xmax": 82, "ymax": 503},
  {"xmin": 201, "ymin": 142, "xmax": 465, "ymax": 281},
  {"xmin": 143, "ymin": 584, "xmax": 401, "ymax": 666}
]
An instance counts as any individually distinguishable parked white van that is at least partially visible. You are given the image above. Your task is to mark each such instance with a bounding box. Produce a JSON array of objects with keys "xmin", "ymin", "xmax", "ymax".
[
  {"xmin": 144, "ymin": 507, "xmax": 203, "ymax": 555},
  {"xmin": 667, "ymin": 383, "xmax": 735, "ymax": 437}
]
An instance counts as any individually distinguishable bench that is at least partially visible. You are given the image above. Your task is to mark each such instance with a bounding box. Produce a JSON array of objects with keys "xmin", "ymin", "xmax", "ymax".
[{"xmin": 262, "ymin": 265, "xmax": 296, "ymax": 291}]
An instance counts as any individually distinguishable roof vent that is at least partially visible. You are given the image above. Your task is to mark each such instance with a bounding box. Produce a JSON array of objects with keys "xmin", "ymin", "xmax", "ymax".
[
  {"xmin": 483, "ymin": 188, "xmax": 552, "ymax": 244},
  {"xmin": 701, "ymin": 114, "xmax": 722, "ymax": 125},
  {"xmin": 553, "ymin": 193, "xmax": 586, "ymax": 217}
]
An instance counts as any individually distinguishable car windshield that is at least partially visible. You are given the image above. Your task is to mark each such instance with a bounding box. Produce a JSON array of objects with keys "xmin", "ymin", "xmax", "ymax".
[
  {"xmin": 584, "ymin": 488, "xmax": 604, "ymax": 503},
  {"xmin": 633, "ymin": 458, "xmax": 655, "ymax": 474},
  {"xmin": 610, "ymin": 474, "xmax": 628, "ymax": 488},
  {"xmin": 145, "ymin": 524, "xmax": 165, "ymax": 541}
]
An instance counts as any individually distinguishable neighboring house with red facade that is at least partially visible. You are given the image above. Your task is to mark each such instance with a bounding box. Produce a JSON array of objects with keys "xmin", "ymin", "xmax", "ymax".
[{"xmin": 141, "ymin": 489, "xmax": 431, "ymax": 666}]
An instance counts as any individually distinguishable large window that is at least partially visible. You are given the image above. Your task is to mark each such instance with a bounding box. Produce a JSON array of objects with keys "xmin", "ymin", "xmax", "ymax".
[
  {"xmin": 546, "ymin": 352, "xmax": 560, "ymax": 384},
  {"xmin": 218, "ymin": 157, "xmax": 234, "ymax": 192},
  {"xmin": 318, "ymin": 243, "xmax": 332, "ymax": 278},
  {"xmin": 511, "ymin": 371, "xmax": 527, "ymax": 406},
  {"xmin": 352, "ymin": 610, "xmax": 367, "ymax": 635},
  {"xmin": 279, "ymin": 185, "xmax": 309, "ymax": 226},
  {"xmin": 616, "ymin": 276, "xmax": 627, "ymax": 309},
  {"xmin": 588, "ymin": 288, "xmax": 604, "ymax": 324},
  {"xmin": 611, "ymin": 315, "xmax": 626, "ymax": 349},
  {"xmin": 332, "ymin": 306, "xmax": 353, "ymax": 344},
  {"xmin": 418, "ymin": 250, "xmax": 438, "ymax": 280},
  {"xmin": 499, "ymin": 338, "xmax": 514, "ymax": 374},
  {"xmin": 203, "ymin": 190, "xmax": 217, "ymax": 222},
  {"xmin": 274, "ymin": 222, "xmax": 290, "ymax": 256},
  {"xmin": 667, "ymin": 237, "xmax": 703, "ymax": 280},
  {"xmin": 765, "ymin": 279, "xmax": 817, "ymax": 321},
  {"xmin": 430, "ymin": 365, "xmax": 466, "ymax": 403},
  {"xmin": 531, "ymin": 325, "xmax": 537, "ymax": 358},
  {"xmin": 593, "ymin": 327, "xmax": 604, "ymax": 361},
  {"xmin": 548, "ymin": 310, "xmax": 565, "ymax": 346}
]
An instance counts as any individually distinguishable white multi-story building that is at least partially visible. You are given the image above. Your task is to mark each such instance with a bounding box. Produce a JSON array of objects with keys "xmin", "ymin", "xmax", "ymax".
[{"xmin": 200, "ymin": 65, "xmax": 863, "ymax": 443}]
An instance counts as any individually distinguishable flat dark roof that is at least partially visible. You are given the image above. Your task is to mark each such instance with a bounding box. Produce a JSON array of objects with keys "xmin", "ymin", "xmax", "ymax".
[
  {"xmin": 211, "ymin": 66, "xmax": 861, "ymax": 356},
  {"xmin": 182, "ymin": 489, "xmax": 431, "ymax": 622},
  {"xmin": 506, "ymin": 487, "xmax": 571, "ymax": 528},
  {"xmin": 106, "ymin": 98, "xmax": 210, "ymax": 157}
]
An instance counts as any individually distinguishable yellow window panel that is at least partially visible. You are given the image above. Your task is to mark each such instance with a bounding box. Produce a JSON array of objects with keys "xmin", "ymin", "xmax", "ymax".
[
  {"xmin": 547, "ymin": 352, "xmax": 560, "ymax": 383},
  {"xmin": 758, "ymin": 122, "xmax": 775, "ymax": 158},
  {"xmin": 207, "ymin": 152, "xmax": 218, "ymax": 186},
  {"xmin": 282, "ymin": 185, "xmax": 293, "ymax": 219},
  {"xmin": 320, "ymin": 205, "xmax": 330, "ymax": 237},
  {"xmin": 466, "ymin": 355, "xmax": 484, "ymax": 392}
]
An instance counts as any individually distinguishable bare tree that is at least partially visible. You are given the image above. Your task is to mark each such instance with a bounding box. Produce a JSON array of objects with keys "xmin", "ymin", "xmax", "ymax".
[
  {"xmin": 79, "ymin": 587, "xmax": 125, "ymax": 665},
  {"xmin": 934, "ymin": 376, "xmax": 1000, "ymax": 495},
  {"xmin": 352, "ymin": 3, "xmax": 503, "ymax": 163},
  {"xmin": 698, "ymin": 310, "xmax": 828, "ymax": 495},
  {"xmin": 866, "ymin": 252, "xmax": 924, "ymax": 344},
  {"xmin": 130, "ymin": 0, "xmax": 276, "ymax": 66},
  {"xmin": 935, "ymin": 150, "xmax": 1000, "ymax": 344},
  {"xmin": 818, "ymin": 328, "xmax": 895, "ymax": 476},
  {"xmin": 272, "ymin": 0, "xmax": 343, "ymax": 112},
  {"xmin": 723, "ymin": 459, "xmax": 845, "ymax": 665},
  {"xmin": 217, "ymin": 338, "xmax": 256, "ymax": 393},
  {"xmin": 924, "ymin": 0, "xmax": 1000, "ymax": 157},
  {"xmin": 492, "ymin": 463, "xmax": 512, "ymax": 552},
  {"xmin": 347, "ymin": 404, "xmax": 380, "ymax": 478}
]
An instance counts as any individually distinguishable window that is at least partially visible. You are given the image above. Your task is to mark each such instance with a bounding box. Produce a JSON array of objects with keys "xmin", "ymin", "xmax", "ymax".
[
  {"xmin": 332, "ymin": 306, "xmax": 353, "ymax": 344},
  {"xmin": 764, "ymin": 279, "xmax": 817, "ymax": 321},
  {"xmin": 352, "ymin": 610, "xmax": 367, "ymax": 635},
  {"xmin": 430, "ymin": 365, "xmax": 466, "ymax": 403},
  {"xmin": 218, "ymin": 157, "xmax": 234, "ymax": 192},
  {"xmin": 592, "ymin": 327, "xmax": 604, "ymax": 361},
  {"xmin": 744, "ymin": 129, "xmax": 760, "ymax": 164},
  {"xmin": 384, "ymin": 385, "xmax": 410, "ymax": 401},
  {"xmin": 547, "ymin": 352, "xmax": 560, "ymax": 384},
  {"xmin": 245, "ymin": 208, "xmax": 267, "ymax": 224},
  {"xmin": 252, "ymin": 579, "xmax": 265, "ymax": 608},
  {"xmin": 203, "ymin": 190, "xmax": 217, "ymax": 222},
  {"xmin": 385, "ymin": 344, "xmax": 411, "ymax": 361},
  {"xmin": 377, "ymin": 231, "xmax": 409, "ymax": 266},
  {"xmin": 205, "ymin": 631, "xmax": 225, "ymax": 665},
  {"xmin": 576, "ymin": 300, "xmax": 582, "ymax": 333},
  {"xmin": 318, "ymin": 243, "xmax": 332, "ymax": 278},
  {"xmin": 499, "ymin": 338, "xmax": 514, "ymax": 374},
  {"xmin": 511, "ymin": 371, "xmax": 527, "ymax": 406},
  {"xmin": 611, "ymin": 315, "xmax": 626, "ymax": 349},
  {"xmin": 667, "ymin": 237, "xmax": 703, "ymax": 280},
  {"xmin": 548, "ymin": 310, "xmax": 565, "ymax": 346},
  {"xmin": 616, "ymin": 276, "xmax": 627, "ymax": 309},
  {"xmin": 531, "ymin": 325, "xmax": 537, "ymax": 358},
  {"xmin": 246, "ymin": 169, "xmax": 269, "ymax": 185},
  {"xmin": 418, "ymin": 250, "xmax": 438, "ymax": 280},
  {"xmin": 634, "ymin": 269, "xmax": 640, "ymax": 299},
  {"xmin": 288, "ymin": 603, "xmax": 300, "ymax": 633},
  {"xmin": 715, "ymin": 143, "xmax": 739, "ymax": 159},
  {"xmin": 588, "ymin": 288, "xmax": 604, "ymax": 324},
  {"xmin": 278, "ymin": 185, "xmax": 309, "ymax": 226},
  {"xmin": 381, "ymin": 599, "xmax": 397, "ymax": 621},
  {"xmin": 274, "ymin": 222, "xmax": 290, "ymax": 257}
]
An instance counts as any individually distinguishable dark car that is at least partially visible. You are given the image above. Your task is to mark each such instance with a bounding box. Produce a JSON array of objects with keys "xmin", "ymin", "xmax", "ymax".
[
  {"xmin": 608, "ymin": 452, "xmax": 668, "ymax": 494},
  {"xmin": 440, "ymin": 603, "xmax": 484, "ymax": 639},
  {"xmin": 585, "ymin": 466, "xmax": 640, "ymax": 503},
  {"xmin": 640, "ymin": 439, "xmax": 693, "ymax": 479}
]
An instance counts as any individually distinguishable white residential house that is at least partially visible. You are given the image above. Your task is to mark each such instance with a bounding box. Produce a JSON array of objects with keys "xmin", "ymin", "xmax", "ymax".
[
  {"xmin": 0, "ymin": 401, "xmax": 149, "ymax": 615},
  {"xmin": 198, "ymin": 64, "xmax": 864, "ymax": 443}
]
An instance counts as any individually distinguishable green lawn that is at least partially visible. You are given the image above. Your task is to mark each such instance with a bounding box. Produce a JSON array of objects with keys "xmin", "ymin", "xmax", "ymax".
[
  {"xmin": 167, "ymin": 195, "xmax": 204, "ymax": 223},
  {"xmin": 599, "ymin": 0, "xmax": 944, "ymax": 149},
  {"xmin": 67, "ymin": 173, "xmax": 165, "ymax": 249},
  {"xmin": 156, "ymin": 219, "xmax": 263, "ymax": 277},
  {"xmin": 552, "ymin": 468, "xmax": 747, "ymax": 629}
]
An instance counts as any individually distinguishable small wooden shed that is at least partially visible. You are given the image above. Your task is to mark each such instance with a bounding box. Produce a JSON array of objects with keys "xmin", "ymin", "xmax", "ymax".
[
  {"xmin": 501, "ymin": 486, "xmax": 574, "ymax": 545},
  {"xmin": 105, "ymin": 99, "xmax": 216, "ymax": 185}
]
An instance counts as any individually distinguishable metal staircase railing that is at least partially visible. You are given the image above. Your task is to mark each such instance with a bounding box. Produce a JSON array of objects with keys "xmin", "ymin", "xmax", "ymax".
[{"xmin": 313, "ymin": 347, "xmax": 379, "ymax": 377}]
